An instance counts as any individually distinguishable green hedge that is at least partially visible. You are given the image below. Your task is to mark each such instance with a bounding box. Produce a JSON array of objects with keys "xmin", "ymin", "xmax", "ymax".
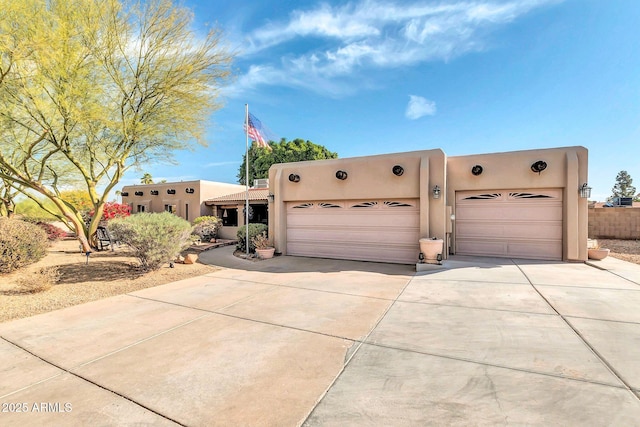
[{"xmin": 236, "ymin": 223, "xmax": 268, "ymax": 253}]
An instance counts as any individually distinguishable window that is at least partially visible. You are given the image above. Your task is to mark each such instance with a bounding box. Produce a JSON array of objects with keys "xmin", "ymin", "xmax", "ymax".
[
  {"xmin": 185, "ymin": 204, "xmax": 189, "ymax": 221},
  {"xmin": 221, "ymin": 208, "xmax": 238, "ymax": 226},
  {"xmin": 137, "ymin": 205, "xmax": 145, "ymax": 213},
  {"xmin": 249, "ymin": 204, "xmax": 268, "ymax": 224},
  {"xmin": 164, "ymin": 204, "xmax": 177, "ymax": 214}
]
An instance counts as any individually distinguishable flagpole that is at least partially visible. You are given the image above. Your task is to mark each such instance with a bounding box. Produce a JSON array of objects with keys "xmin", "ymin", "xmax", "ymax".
[{"xmin": 245, "ymin": 104, "xmax": 250, "ymax": 258}]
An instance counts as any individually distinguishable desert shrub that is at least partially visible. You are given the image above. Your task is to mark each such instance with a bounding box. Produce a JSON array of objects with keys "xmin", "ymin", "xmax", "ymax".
[
  {"xmin": 192, "ymin": 216, "xmax": 221, "ymax": 241},
  {"xmin": 20, "ymin": 218, "xmax": 67, "ymax": 240},
  {"xmin": 0, "ymin": 218, "xmax": 49, "ymax": 273},
  {"xmin": 251, "ymin": 231, "xmax": 270, "ymax": 250},
  {"xmin": 108, "ymin": 212, "xmax": 193, "ymax": 271},
  {"xmin": 15, "ymin": 267, "xmax": 61, "ymax": 294},
  {"xmin": 236, "ymin": 223, "xmax": 268, "ymax": 253}
]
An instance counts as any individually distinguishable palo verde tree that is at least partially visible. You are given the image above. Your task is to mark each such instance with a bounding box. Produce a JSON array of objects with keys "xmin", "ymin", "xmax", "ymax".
[
  {"xmin": 611, "ymin": 170, "xmax": 637, "ymax": 200},
  {"xmin": 238, "ymin": 138, "xmax": 338, "ymax": 185},
  {"xmin": 0, "ymin": 0, "xmax": 232, "ymax": 251}
]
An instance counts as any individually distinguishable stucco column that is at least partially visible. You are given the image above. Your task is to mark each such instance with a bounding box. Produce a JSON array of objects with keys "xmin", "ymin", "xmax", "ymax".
[
  {"xmin": 269, "ymin": 168, "xmax": 286, "ymax": 254},
  {"xmin": 419, "ymin": 156, "xmax": 430, "ymax": 238},
  {"xmin": 565, "ymin": 151, "xmax": 580, "ymax": 261}
]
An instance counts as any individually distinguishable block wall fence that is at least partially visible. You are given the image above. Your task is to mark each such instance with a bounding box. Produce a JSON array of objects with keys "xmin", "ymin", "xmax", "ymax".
[{"xmin": 588, "ymin": 207, "xmax": 640, "ymax": 239}]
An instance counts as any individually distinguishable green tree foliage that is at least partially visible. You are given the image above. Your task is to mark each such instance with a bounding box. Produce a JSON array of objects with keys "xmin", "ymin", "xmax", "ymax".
[
  {"xmin": 140, "ymin": 173, "xmax": 154, "ymax": 185},
  {"xmin": 0, "ymin": 0, "xmax": 233, "ymax": 252},
  {"xmin": 108, "ymin": 212, "xmax": 193, "ymax": 271},
  {"xmin": 611, "ymin": 170, "xmax": 636, "ymax": 199},
  {"xmin": 237, "ymin": 138, "xmax": 338, "ymax": 185}
]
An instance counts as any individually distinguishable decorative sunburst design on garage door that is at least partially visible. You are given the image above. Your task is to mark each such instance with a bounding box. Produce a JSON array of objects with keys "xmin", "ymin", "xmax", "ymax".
[
  {"xmin": 351, "ymin": 201, "xmax": 378, "ymax": 208},
  {"xmin": 384, "ymin": 201, "xmax": 414, "ymax": 207},
  {"xmin": 318, "ymin": 202, "xmax": 342, "ymax": 208},
  {"xmin": 462, "ymin": 193, "xmax": 502, "ymax": 200},
  {"xmin": 292, "ymin": 203, "xmax": 314, "ymax": 209},
  {"xmin": 509, "ymin": 192, "xmax": 554, "ymax": 199}
]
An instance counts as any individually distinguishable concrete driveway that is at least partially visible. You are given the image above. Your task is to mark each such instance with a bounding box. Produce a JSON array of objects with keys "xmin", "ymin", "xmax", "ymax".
[{"xmin": 1, "ymin": 247, "xmax": 639, "ymax": 426}]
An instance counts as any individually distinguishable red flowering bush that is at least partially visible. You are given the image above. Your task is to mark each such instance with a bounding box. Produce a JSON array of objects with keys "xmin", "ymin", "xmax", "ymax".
[
  {"xmin": 36, "ymin": 222, "xmax": 68, "ymax": 241},
  {"xmin": 89, "ymin": 202, "xmax": 131, "ymax": 222}
]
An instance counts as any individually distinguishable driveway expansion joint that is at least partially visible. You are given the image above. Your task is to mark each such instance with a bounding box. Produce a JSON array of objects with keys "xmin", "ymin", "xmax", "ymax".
[
  {"xmin": 300, "ymin": 275, "xmax": 415, "ymax": 425},
  {"xmin": 515, "ymin": 263, "xmax": 640, "ymax": 402},
  {"xmin": 0, "ymin": 336, "xmax": 186, "ymax": 426},
  {"xmin": 359, "ymin": 340, "xmax": 630, "ymax": 390}
]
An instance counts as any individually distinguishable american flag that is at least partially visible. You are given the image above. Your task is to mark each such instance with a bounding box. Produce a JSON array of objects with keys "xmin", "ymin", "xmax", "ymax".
[{"xmin": 244, "ymin": 113, "xmax": 270, "ymax": 149}]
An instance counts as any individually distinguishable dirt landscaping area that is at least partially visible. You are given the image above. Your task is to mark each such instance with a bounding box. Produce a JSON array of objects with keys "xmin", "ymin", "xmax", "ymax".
[
  {"xmin": 598, "ymin": 239, "xmax": 640, "ymax": 265},
  {"xmin": 0, "ymin": 239, "xmax": 220, "ymax": 323}
]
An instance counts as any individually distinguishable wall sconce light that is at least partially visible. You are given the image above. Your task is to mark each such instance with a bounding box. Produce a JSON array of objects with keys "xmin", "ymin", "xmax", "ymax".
[
  {"xmin": 579, "ymin": 183, "xmax": 592, "ymax": 199},
  {"xmin": 432, "ymin": 185, "xmax": 441, "ymax": 199},
  {"xmin": 335, "ymin": 170, "xmax": 348, "ymax": 180},
  {"xmin": 531, "ymin": 160, "xmax": 547, "ymax": 174},
  {"xmin": 471, "ymin": 165, "xmax": 483, "ymax": 176},
  {"xmin": 288, "ymin": 174, "xmax": 300, "ymax": 183},
  {"xmin": 267, "ymin": 193, "xmax": 275, "ymax": 202},
  {"xmin": 134, "ymin": 191, "xmax": 143, "ymax": 196},
  {"xmin": 150, "ymin": 190, "xmax": 159, "ymax": 195},
  {"xmin": 121, "ymin": 191, "xmax": 129, "ymax": 197},
  {"xmin": 167, "ymin": 189, "xmax": 176, "ymax": 195},
  {"xmin": 392, "ymin": 165, "xmax": 404, "ymax": 176},
  {"xmin": 185, "ymin": 188, "xmax": 195, "ymax": 194}
]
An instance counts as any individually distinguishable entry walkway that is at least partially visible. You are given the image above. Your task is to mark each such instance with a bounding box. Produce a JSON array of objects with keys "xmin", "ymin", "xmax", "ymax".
[{"xmin": 0, "ymin": 248, "xmax": 639, "ymax": 426}]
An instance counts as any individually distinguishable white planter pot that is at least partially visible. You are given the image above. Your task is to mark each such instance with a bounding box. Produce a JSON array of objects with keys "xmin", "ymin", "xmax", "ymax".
[
  {"xmin": 256, "ymin": 247, "xmax": 275, "ymax": 259},
  {"xmin": 588, "ymin": 248, "xmax": 610, "ymax": 260}
]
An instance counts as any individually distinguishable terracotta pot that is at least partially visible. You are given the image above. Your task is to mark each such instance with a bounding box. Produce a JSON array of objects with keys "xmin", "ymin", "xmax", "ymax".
[
  {"xmin": 256, "ymin": 247, "xmax": 275, "ymax": 259},
  {"xmin": 588, "ymin": 248, "xmax": 610, "ymax": 260}
]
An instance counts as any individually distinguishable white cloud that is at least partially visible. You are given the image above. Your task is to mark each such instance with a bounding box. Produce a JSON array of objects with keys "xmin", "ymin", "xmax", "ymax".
[
  {"xmin": 406, "ymin": 95, "xmax": 437, "ymax": 119},
  {"xmin": 228, "ymin": 0, "xmax": 562, "ymax": 97},
  {"xmin": 203, "ymin": 161, "xmax": 238, "ymax": 168}
]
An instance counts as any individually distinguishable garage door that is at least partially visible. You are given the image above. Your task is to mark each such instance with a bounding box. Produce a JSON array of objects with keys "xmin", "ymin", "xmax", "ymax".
[
  {"xmin": 286, "ymin": 199, "xmax": 420, "ymax": 264},
  {"xmin": 455, "ymin": 189, "xmax": 563, "ymax": 260}
]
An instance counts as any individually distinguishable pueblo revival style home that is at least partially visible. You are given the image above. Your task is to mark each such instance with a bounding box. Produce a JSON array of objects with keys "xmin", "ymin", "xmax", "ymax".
[
  {"xmin": 120, "ymin": 179, "xmax": 270, "ymax": 240},
  {"xmin": 268, "ymin": 146, "xmax": 589, "ymax": 264}
]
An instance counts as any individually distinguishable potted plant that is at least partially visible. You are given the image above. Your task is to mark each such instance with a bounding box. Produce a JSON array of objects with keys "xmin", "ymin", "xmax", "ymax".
[
  {"xmin": 252, "ymin": 231, "xmax": 275, "ymax": 259},
  {"xmin": 587, "ymin": 239, "xmax": 610, "ymax": 260}
]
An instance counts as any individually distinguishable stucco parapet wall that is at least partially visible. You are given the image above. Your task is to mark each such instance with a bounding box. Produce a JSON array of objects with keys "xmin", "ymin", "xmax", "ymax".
[
  {"xmin": 269, "ymin": 149, "xmax": 446, "ymax": 201},
  {"xmin": 446, "ymin": 146, "xmax": 588, "ymax": 190}
]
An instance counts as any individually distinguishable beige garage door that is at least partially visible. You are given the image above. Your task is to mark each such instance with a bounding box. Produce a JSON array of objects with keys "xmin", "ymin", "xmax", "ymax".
[
  {"xmin": 455, "ymin": 189, "xmax": 563, "ymax": 260},
  {"xmin": 286, "ymin": 199, "xmax": 420, "ymax": 264}
]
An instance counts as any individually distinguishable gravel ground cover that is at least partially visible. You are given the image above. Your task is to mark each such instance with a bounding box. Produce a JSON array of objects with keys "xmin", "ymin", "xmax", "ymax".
[
  {"xmin": 597, "ymin": 239, "xmax": 640, "ymax": 265},
  {"xmin": 0, "ymin": 239, "xmax": 219, "ymax": 323}
]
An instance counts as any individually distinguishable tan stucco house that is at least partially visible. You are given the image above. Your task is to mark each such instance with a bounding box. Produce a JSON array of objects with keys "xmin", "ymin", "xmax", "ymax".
[
  {"xmin": 121, "ymin": 180, "xmax": 245, "ymax": 223},
  {"xmin": 268, "ymin": 146, "xmax": 589, "ymax": 264},
  {"xmin": 204, "ymin": 184, "xmax": 270, "ymax": 240}
]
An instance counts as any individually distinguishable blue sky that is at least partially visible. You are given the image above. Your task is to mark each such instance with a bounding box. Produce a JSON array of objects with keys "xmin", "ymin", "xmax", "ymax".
[{"xmin": 121, "ymin": 0, "xmax": 640, "ymax": 201}]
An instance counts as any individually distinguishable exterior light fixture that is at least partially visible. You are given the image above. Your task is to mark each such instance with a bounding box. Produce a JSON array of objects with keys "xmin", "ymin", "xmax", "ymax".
[
  {"xmin": 150, "ymin": 190, "xmax": 159, "ymax": 195},
  {"xmin": 471, "ymin": 165, "xmax": 483, "ymax": 176},
  {"xmin": 167, "ymin": 189, "xmax": 176, "ymax": 195},
  {"xmin": 392, "ymin": 165, "xmax": 404, "ymax": 176},
  {"xmin": 288, "ymin": 173, "xmax": 300, "ymax": 183},
  {"xmin": 579, "ymin": 183, "xmax": 592, "ymax": 199},
  {"xmin": 335, "ymin": 170, "xmax": 348, "ymax": 180},
  {"xmin": 267, "ymin": 193, "xmax": 275, "ymax": 202},
  {"xmin": 432, "ymin": 185, "xmax": 441, "ymax": 199},
  {"xmin": 185, "ymin": 188, "xmax": 195, "ymax": 194},
  {"xmin": 531, "ymin": 160, "xmax": 547, "ymax": 174},
  {"xmin": 134, "ymin": 191, "xmax": 143, "ymax": 196}
]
